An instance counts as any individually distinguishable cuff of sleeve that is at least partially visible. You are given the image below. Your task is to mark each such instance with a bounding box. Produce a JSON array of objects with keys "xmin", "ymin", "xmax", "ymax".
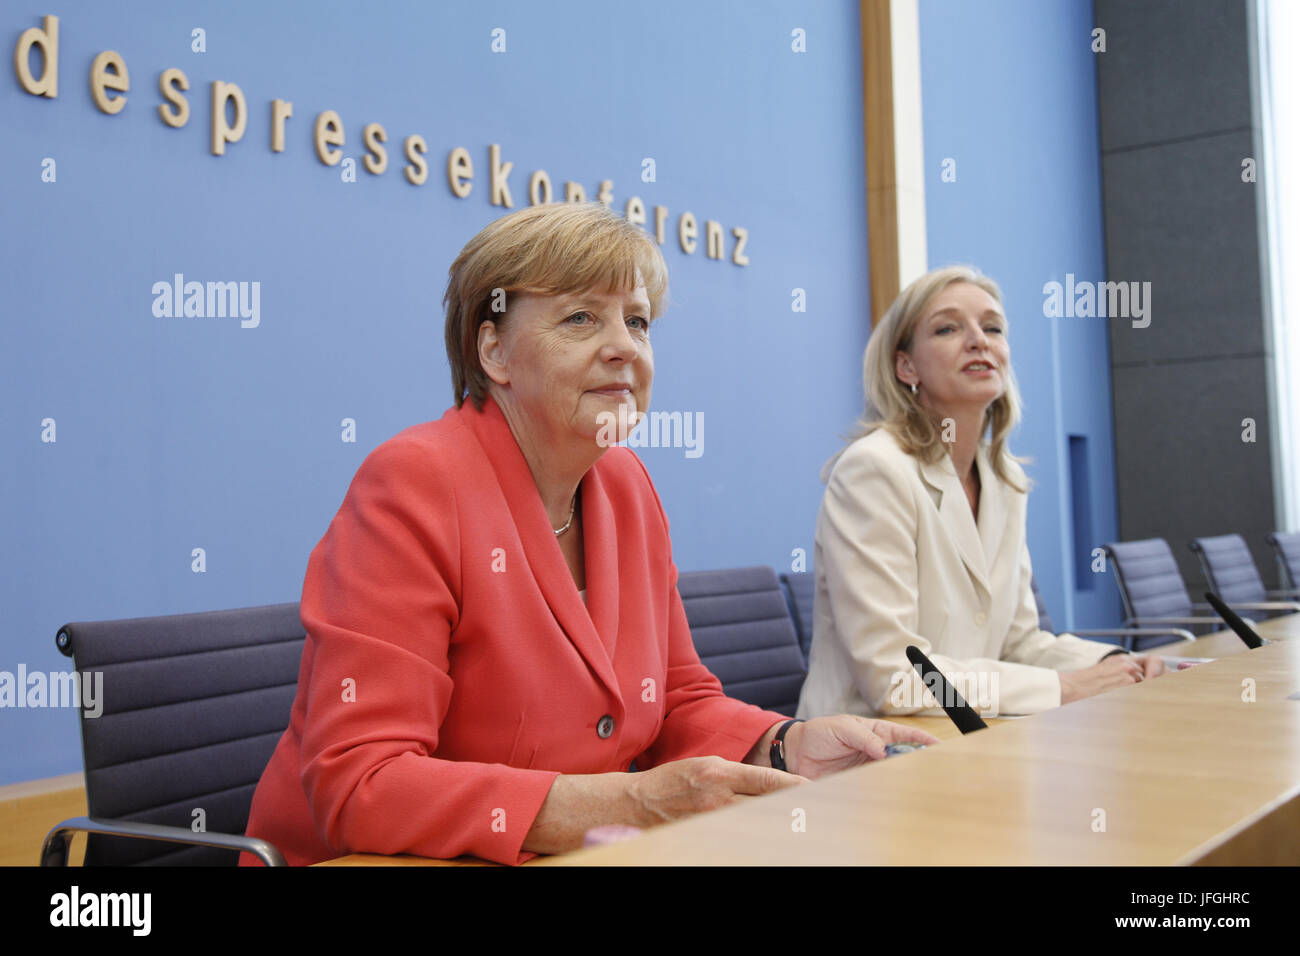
[
  {"xmin": 726, "ymin": 709, "xmax": 790, "ymax": 763},
  {"xmin": 693, "ymin": 707, "xmax": 790, "ymax": 764},
  {"xmin": 489, "ymin": 768, "xmax": 563, "ymax": 866},
  {"xmin": 990, "ymin": 667, "xmax": 1065, "ymax": 716}
]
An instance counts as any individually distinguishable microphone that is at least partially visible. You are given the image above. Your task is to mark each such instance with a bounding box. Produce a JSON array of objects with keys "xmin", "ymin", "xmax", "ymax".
[
  {"xmin": 905, "ymin": 645, "xmax": 988, "ymax": 734},
  {"xmin": 1204, "ymin": 591, "xmax": 1267, "ymax": 649}
]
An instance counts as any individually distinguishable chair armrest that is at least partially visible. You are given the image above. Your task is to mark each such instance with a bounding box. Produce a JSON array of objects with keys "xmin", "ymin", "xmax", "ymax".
[
  {"xmin": 1072, "ymin": 628, "xmax": 1198, "ymax": 644},
  {"xmin": 1216, "ymin": 601, "xmax": 1300, "ymax": 613},
  {"xmin": 1128, "ymin": 616, "xmax": 1225, "ymax": 628},
  {"xmin": 40, "ymin": 816, "xmax": 286, "ymax": 867},
  {"xmin": 1265, "ymin": 589, "xmax": 1300, "ymax": 600}
]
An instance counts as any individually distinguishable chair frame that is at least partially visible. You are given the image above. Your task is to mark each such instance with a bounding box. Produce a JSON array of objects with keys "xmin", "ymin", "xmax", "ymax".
[
  {"xmin": 1068, "ymin": 627, "xmax": 1196, "ymax": 653},
  {"xmin": 1263, "ymin": 532, "xmax": 1300, "ymax": 597},
  {"xmin": 40, "ymin": 610, "xmax": 293, "ymax": 867},
  {"xmin": 1103, "ymin": 541, "xmax": 1227, "ymax": 634},
  {"xmin": 41, "ymin": 816, "xmax": 285, "ymax": 867},
  {"xmin": 1188, "ymin": 535, "xmax": 1300, "ymax": 615},
  {"xmin": 1031, "ymin": 572, "xmax": 1195, "ymax": 652}
]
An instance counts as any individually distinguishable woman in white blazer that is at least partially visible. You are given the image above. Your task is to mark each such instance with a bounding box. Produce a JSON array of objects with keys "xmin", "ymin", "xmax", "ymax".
[{"xmin": 797, "ymin": 266, "xmax": 1165, "ymax": 719}]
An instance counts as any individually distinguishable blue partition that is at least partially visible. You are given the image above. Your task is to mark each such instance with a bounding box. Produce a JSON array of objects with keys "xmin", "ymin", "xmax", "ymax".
[
  {"xmin": 919, "ymin": 0, "xmax": 1122, "ymax": 633},
  {"xmin": 1, "ymin": 1, "xmax": 870, "ymax": 783}
]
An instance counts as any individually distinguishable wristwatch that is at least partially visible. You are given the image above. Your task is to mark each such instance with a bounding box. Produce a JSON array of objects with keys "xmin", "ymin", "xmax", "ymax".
[{"xmin": 769, "ymin": 719, "xmax": 804, "ymax": 772}]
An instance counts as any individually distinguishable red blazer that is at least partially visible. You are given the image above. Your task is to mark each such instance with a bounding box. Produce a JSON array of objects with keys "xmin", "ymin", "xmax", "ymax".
[{"xmin": 241, "ymin": 396, "xmax": 787, "ymax": 865}]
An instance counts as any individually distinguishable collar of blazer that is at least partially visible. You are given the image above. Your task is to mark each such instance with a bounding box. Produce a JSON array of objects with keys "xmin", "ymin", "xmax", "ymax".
[
  {"xmin": 462, "ymin": 395, "xmax": 623, "ymax": 696},
  {"xmin": 917, "ymin": 442, "xmax": 1007, "ymax": 596}
]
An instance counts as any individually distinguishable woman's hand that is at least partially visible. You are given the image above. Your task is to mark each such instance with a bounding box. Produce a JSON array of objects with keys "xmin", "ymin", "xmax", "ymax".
[
  {"xmin": 1137, "ymin": 654, "xmax": 1166, "ymax": 679},
  {"xmin": 1059, "ymin": 653, "xmax": 1147, "ymax": 704},
  {"xmin": 625, "ymin": 756, "xmax": 806, "ymax": 826},
  {"xmin": 524, "ymin": 758, "xmax": 801, "ymax": 854},
  {"xmin": 783, "ymin": 716, "xmax": 940, "ymax": 778}
]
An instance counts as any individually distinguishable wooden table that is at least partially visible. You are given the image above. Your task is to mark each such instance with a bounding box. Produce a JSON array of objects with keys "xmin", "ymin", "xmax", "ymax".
[
  {"xmin": 317, "ymin": 714, "xmax": 993, "ymax": 867},
  {"xmin": 320, "ymin": 615, "xmax": 1300, "ymax": 866},
  {"xmin": 0, "ymin": 772, "xmax": 86, "ymax": 867}
]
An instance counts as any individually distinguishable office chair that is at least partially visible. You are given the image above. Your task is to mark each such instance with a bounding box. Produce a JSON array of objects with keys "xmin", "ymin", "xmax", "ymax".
[
  {"xmin": 1102, "ymin": 538, "xmax": 1227, "ymax": 640},
  {"xmin": 1029, "ymin": 575, "xmax": 1194, "ymax": 653},
  {"xmin": 1189, "ymin": 534, "xmax": 1300, "ymax": 619},
  {"xmin": 779, "ymin": 570, "xmax": 815, "ymax": 666},
  {"xmin": 40, "ymin": 602, "xmax": 303, "ymax": 866},
  {"xmin": 679, "ymin": 566, "xmax": 807, "ymax": 717},
  {"xmin": 1265, "ymin": 531, "xmax": 1300, "ymax": 594}
]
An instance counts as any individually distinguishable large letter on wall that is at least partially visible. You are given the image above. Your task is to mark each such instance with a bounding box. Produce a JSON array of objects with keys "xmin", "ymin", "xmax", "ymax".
[
  {"xmin": 14, "ymin": 15, "xmax": 59, "ymax": 98},
  {"xmin": 210, "ymin": 81, "xmax": 247, "ymax": 155}
]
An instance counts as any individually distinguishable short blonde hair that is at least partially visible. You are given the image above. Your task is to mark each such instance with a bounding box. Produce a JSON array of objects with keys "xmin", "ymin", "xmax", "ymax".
[
  {"xmin": 443, "ymin": 203, "xmax": 669, "ymax": 410},
  {"xmin": 826, "ymin": 264, "xmax": 1028, "ymax": 490}
]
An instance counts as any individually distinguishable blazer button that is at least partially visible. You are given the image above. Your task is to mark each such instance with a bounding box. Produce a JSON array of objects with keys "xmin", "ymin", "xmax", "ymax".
[
  {"xmin": 597, "ymin": 715, "xmax": 615, "ymax": 739},
  {"xmin": 974, "ymin": 611, "xmax": 988, "ymax": 627}
]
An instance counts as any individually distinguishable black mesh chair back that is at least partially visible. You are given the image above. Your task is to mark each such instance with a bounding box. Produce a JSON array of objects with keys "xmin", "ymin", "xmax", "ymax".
[
  {"xmin": 1029, "ymin": 575, "xmax": 1057, "ymax": 633},
  {"xmin": 1102, "ymin": 538, "xmax": 1224, "ymax": 641},
  {"xmin": 55, "ymin": 603, "xmax": 304, "ymax": 865},
  {"xmin": 1190, "ymin": 534, "xmax": 1267, "ymax": 605},
  {"xmin": 678, "ymin": 566, "xmax": 806, "ymax": 717},
  {"xmin": 1266, "ymin": 531, "xmax": 1300, "ymax": 591},
  {"xmin": 779, "ymin": 571, "xmax": 816, "ymax": 666},
  {"xmin": 1105, "ymin": 538, "xmax": 1196, "ymax": 621},
  {"xmin": 1030, "ymin": 571, "xmax": 1197, "ymax": 652}
]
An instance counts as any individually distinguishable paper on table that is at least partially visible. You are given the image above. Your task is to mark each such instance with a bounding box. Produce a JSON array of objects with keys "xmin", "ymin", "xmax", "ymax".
[{"xmin": 1161, "ymin": 656, "xmax": 1215, "ymax": 670}]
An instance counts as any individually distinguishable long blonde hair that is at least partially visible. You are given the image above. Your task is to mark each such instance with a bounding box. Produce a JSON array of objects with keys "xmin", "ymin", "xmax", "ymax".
[{"xmin": 824, "ymin": 265, "xmax": 1028, "ymax": 491}]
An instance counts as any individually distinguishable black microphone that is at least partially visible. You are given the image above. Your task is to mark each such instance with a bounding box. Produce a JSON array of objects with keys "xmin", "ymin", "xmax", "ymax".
[
  {"xmin": 905, "ymin": 645, "xmax": 988, "ymax": 734},
  {"xmin": 1204, "ymin": 591, "xmax": 1267, "ymax": 649}
]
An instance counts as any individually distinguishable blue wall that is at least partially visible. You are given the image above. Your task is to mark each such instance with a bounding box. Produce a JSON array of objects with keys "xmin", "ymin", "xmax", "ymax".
[
  {"xmin": 2, "ymin": 0, "xmax": 1121, "ymax": 786},
  {"xmin": 919, "ymin": 0, "xmax": 1122, "ymax": 631},
  {"xmin": 1, "ymin": 1, "xmax": 870, "ymax": 783}
]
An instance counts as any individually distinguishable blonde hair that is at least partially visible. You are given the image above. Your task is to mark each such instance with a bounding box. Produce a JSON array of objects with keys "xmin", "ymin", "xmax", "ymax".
[
  {"xmin": 443, "ymin": 202, "xmax": 669, "ymax": 410},
  {"xmin": 825, "ymin": 264, "xmax": 1028, "ymax": 491}
]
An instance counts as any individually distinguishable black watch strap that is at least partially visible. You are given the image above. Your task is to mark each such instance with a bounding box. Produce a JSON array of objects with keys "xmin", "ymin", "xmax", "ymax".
[
  {"xmin": 1102, "ymin": 648, "xmax": 1130, "ymax": 660},
  {"xmin": 769, "ymin": 719, "xmax": 804, "ymax": 772}
]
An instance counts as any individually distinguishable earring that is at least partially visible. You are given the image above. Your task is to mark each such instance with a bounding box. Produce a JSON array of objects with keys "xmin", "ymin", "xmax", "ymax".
[{"xmin": 910, "ymin": 383, "xmax": 918, "ymax": 395}]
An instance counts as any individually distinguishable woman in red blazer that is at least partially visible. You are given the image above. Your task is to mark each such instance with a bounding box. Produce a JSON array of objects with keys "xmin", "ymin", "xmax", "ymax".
[{"xmin": 242, "ymin": 203, "xmax": 936, "ymax": 866}]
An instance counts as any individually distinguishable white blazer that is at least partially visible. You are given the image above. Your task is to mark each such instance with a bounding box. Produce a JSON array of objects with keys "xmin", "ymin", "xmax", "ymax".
[{"xmin": 796, "ymin": 427, "xmax": 1112, "ymax": 719}]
